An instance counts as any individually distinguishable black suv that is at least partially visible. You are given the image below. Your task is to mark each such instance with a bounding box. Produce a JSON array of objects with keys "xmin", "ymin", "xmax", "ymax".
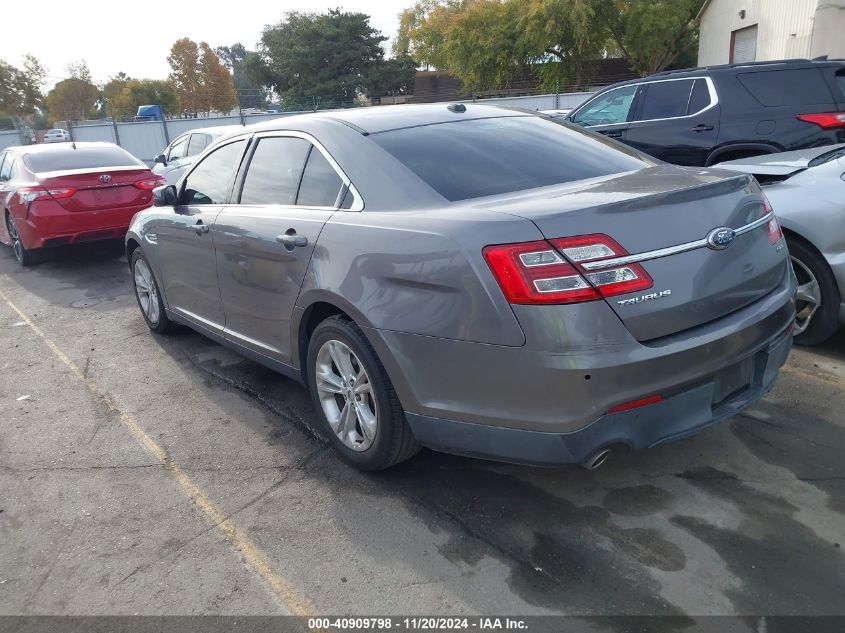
[{"xmin": 566, "ymin": 58, "xmax": 845, "ymax": 166}]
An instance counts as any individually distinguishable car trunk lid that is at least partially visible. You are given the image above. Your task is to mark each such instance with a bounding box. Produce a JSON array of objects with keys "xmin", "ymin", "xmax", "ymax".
[
  {"xmin": 476, "ymin": 165, "xmax": 788, "ymax": 341},
  {"xmin": 35, "ymin": 167, "xmax": 159, "ymax": 212}
]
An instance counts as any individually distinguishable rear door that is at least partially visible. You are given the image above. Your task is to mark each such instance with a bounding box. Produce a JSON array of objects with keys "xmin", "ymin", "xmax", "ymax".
[
  {"xmin": 569, "ymin": 84, "xmax": 640, "ymax": 143},
  {"xmin": 214, "ymin": 133, "xmax": 346, "ymax": 364},
  {"xmin": 154, "ymin": 138, "xmax": 248, "ymax": 330},
  {"xmin": 623, "ymin": 78, "xmax": 720, "ymax": 166}
]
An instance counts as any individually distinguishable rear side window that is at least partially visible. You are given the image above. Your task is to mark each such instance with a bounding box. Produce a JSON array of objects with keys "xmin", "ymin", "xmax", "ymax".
[
  {"xmin": 638, "ymin": 80, "xmax": 696, "ymax": 120},
  {"xmin": 181, "ymin": 140, "xmax": 245, "ymax": 205},
  {"xmin": 187, "ymin": 133, "xmax": 210, "ymax": 156},
  {"xmin": 836, "ymin": 70, "xmax": 845, "ymax": 101},
  {"xmin": 239, "ymin": 137, "xmax": 311, "ymax": 205},
  {"xmin": 688, "ymin": 79, "xmax": 711, "ymax": 113},
  {"xmin": 297, "ymin": 148, "xmax": 343, "ymax": 207},
  {"xmin": 737, "ymin": 69, "xmax": 834, "ymax": 106},
  {"xmin": 23, "ymin": 147, "xmax": 142, "ymax": 172},
  {"xmin": 371, "ymin": 116, "xmax": 651, "ymax": 202}
]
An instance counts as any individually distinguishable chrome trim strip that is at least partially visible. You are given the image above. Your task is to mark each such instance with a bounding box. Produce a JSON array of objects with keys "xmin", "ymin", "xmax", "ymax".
[
  {"xmin": 580, "ymin": 212, "xmax": 774, "ymax": 271},
  {"xmin": 174, "ymin": 308, "xmax": 225, "ymax": 332}
]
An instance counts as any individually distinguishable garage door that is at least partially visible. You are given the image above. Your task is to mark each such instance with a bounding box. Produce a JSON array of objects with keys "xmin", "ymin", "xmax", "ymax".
[{"xmin": 731, "ymin": 25, "xmax": 758, "ymax": 63}]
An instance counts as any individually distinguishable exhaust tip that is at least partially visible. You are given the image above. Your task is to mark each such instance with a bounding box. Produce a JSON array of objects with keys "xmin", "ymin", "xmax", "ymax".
[{"xmin": 581, "ymin": 448, "xmax": 611, "ymax": 471}]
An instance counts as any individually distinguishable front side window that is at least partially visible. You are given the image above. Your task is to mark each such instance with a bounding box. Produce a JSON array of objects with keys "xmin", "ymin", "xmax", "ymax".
[
  {"xmin": 239, "ymin": 137, "xmax": 311, "ymax": 205},
  {"xmin": 181, "ymin": 140, "xmax": 246, "ymax": 206},
  {"xmin": 637, "ymin": 79, "xmax": 697, "ymax": 120},
  {"xmin": 0, "ymin": 153, "xmax": 9, "ymax": 181},
  {"xmin": 371, "ymin": 115, "xmax": 651, "ymax": 202},
  {"xmin": 571, "ymin": 85, "xmax": 638, "ymax": 126},
  {"xmin": 297, "ymin": 148, "xmax": 343, "ymax": 207},
  {"xmin": 167, "ymin": 136, "xmax": 189, "ymax": 161}
]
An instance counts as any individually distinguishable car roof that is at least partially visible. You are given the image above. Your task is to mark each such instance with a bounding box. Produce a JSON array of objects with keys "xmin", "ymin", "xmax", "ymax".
[
  {"xmin": 235, "ymin": 103, "xmax": 525, "ymax": 136},
  {"xmin": 176, "ymin": 125, "xmax": 235, "ymax": 138},
  {"xmin": 5, "ymin": 141, "xmax": 122, "ymax": 156}
]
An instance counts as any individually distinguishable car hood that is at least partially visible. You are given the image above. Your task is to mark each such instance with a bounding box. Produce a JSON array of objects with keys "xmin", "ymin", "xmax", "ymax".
[{"xmin": 715, "ymin": 143, "xmax": 845, "ymax": 176}]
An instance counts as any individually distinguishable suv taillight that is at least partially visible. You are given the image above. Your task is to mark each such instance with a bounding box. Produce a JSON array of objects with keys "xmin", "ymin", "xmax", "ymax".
[
  {"xmin": 796, "ymin": 112, "xmax": 845, "ymax": 129},
  {"xmin": 483, "ymin": 234, "xmax": 653, "ymax": 305}
]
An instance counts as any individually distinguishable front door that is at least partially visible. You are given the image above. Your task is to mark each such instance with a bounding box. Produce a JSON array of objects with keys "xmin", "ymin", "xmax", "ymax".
[
  {"xmin": 569, "ymin": 83, "xmax": 640, "ymax": 144},
  {"xmin": 154, "ymin": 138, "xmax": 248, "ymax": 331},
  {"xmin": 214, "ymin": 134, "xmax": 346, "ymax": 364}
]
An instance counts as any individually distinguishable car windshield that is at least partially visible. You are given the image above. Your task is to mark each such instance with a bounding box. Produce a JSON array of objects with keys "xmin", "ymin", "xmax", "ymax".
[
  {"xmin": 807, "ymin": 145, "xmax": 845, "ymax": 168},
  {"xmin": 24, "ymin": 147, "xmax": 143, "ymax": 172},
  {"xmin": 370, "ymin": 115, "xmax": 651, "ymax": 202}
]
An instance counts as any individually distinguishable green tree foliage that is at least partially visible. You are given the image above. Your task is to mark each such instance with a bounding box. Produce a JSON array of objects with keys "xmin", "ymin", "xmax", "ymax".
[
  {"xmin": 45, "ymin": 62, "xmax": 99, "ymax": 122},
  {"xmin": 398, "ymin": 0, "xmax": 704, "ymax": 91},
  {"xmin": 366, "ymin": 54, "xmax": 418, "ymax": 101},
  {"xmin": 168, "ymin": 38, "xmax": 237, "ymax": 114},
  {"xmin": 215, "ymin": 43, "xmax": 269, "ymax": 108},
  {"xmin": 102, "ymin": 76, "xmax": 179, "ymax": 119},
  {"xmin": 0, "ymin": 54, "xmax": 46, "ymax": 117},
  {"xmin": 257, "ymin": 9, "xmax": 388, "ymax": 108}
]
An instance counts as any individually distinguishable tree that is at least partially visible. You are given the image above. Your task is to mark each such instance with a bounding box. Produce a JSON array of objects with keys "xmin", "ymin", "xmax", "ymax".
[
  {"xmin": 258, "ymin": 10, "xmax": 387, "ymax": 108},
  {"xmin": 366, "ymin": 54, "xmax": 418, "ymax": 102},
  {"xmin": 0, "ymin": 54, "xmax": 46, "ymax": 117},
  {"xmin": 215, "ymin": 43, "xmax": 269, "ymax": 109},
  {"xmin": 168, "ymin": 38, "xmax": 238, "ymax": 114},
  {"xmin": 45, "ymin": 74, "xmax": 99, "ymax": 122},
  {"xmin": 398, "ymin": 0, "xmax": 705, "ymax": 91},
  {"xmin": 102, "ymin": 76, "xmax": 179, "ymax": 119}
]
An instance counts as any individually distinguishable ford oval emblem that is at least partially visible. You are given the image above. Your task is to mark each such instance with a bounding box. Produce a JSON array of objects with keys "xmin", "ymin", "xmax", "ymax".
[
  {"xmin": 99, "ymin": 174, "xmax": 112, "ymax": 183},
  {"xmin": 706, "ymin": 227, "xmax": 736, "ymax": 250}
]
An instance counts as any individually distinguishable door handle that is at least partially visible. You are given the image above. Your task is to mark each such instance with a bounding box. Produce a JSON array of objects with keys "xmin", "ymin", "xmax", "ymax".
[
  {"xmin": 692, "ymin": 124, "xmax": 714, "ymax": 132},
  {"xmin": 194, "ymin": 219, "xmax": 210, "ymax": 235},
  {"xmin": 276, "ymin": 229, "xmax": 308, "ymax": 250},
  {"xmin": 602, "ymin": 130, "xmax": 624, "ymax": 138}
]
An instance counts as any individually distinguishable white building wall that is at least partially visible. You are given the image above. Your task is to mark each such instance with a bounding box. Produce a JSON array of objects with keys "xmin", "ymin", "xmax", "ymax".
[
  {"xmin": 809, "ymin": 0, "xmax": 845, "ymax": 59},
  {"xmin": 698, "ymin": 0, "xmax": 818, "ymax": 66}
]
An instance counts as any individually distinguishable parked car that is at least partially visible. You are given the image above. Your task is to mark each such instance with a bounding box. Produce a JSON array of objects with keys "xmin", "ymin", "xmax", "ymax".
[
  {"xmin": 567, "ymin": 58, "xmax": 845, "ymax": 166},
  {"xmin": 152, "ymin": 126, "xmax": 232, "ymax": 185},
  {"xmin": 42, "ymin": 128, "xmax": 71, "ymax": 143},
  {"xmin": 126, "ymin": 104, "xmax": 795, "ymax": 471},
  {"xmin": 0, "ymin": 142, "xmax": 164, "ymax": 265},
  {"xmin": 715, "ymin": 143, "xmax": 845, "ymax": 345}
]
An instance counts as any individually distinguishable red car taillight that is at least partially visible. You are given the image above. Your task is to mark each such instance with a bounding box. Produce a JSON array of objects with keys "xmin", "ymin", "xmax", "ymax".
[
  {"xmin": 17, "ymin": 187, "xmax": 77, "ymax": 203},
  {"xmin": 795, "ymin": 112, "xmax": 845, "ymax": 129},
  {"xmin": 483, "ymin": 234, "xmax": 653, "ymax": 305},
  {"xmin": 133, "ymin": 177, "xmax": 166, "ymax": 190}
]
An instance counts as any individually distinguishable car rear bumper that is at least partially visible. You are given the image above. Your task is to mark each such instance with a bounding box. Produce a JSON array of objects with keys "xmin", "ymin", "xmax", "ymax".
[
  {"xmin": 21, "ymin": 205, "xmax": 147, "ymax": 248},
  {"xmin": 364, "ymin": 265, "xmax": 796, "ymax": 465},
  {"xmin": 404, "ymin": 327, "xmax": 792, "ymax": 466}
]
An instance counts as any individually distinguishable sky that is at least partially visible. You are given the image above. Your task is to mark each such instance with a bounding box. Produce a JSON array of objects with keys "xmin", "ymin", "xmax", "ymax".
[{"xmin": 0, "ymin": 0, "xmax": 407, "ymax": 87}]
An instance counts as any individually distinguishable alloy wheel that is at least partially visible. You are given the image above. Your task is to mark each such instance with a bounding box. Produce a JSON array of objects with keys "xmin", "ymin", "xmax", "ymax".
[
  {"xmin": 5, "ymin": 215, "xmax": 24, "ymax": 263},
  {"xmin": 791, "ymin": 255, "xmax": 821, "ymax": 336},
  {"xmin": 133, "ymin": 258, "xmax": 161, "ymax": 325},
  {"xmin": 315, "ymin": 339, "xmax": 378, "ymax": 451}
]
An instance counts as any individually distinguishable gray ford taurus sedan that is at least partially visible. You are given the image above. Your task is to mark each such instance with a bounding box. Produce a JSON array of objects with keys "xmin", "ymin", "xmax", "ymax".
[{"xmin": 126, "ymin": 104, "xmax": 796, "ymax": 471}]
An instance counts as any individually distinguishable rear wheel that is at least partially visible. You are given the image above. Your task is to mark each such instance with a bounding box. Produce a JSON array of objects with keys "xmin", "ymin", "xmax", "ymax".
[
  {"xmin": 307, "ymin": 316, "xmax": 420, "ymax": 470},
  {"xmin": 131, "ymin": 249, "xmax": 173, "ymax": 334},
  {"xmin": 788, "ymin": 238, "xmax": 840, "ymax": 346},
  {"xmin": 5, "ymin": 213, "xmax": 43, "ymax": 266}
]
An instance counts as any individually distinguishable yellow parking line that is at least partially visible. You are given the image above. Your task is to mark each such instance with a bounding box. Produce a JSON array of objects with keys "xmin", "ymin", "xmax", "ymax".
[{"xmin": 0, "ymin": 287, "xmax": 315, "ymax": 616}]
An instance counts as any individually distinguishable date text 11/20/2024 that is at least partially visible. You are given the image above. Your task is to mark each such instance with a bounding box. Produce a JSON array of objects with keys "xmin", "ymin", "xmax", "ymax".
[{"xmin": 307, "ymin": 617, "xmax": 528, "ymax": 630}]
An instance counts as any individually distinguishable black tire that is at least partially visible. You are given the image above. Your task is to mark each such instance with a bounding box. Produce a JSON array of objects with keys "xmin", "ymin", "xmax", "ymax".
[
  {"xmin": 788, "ymin": 237, "xmax": 840, "ymax": 346},
  {"xmin": 5, "ymin": 212, "xmax": 43, "ymax": 266},
  {"xmin": 306, "ymin": 316, "xmax": 421, "ymax": 471},
  {"xmin": 130, "ymin": 249, "xmax": 173, "ymax": 334}
]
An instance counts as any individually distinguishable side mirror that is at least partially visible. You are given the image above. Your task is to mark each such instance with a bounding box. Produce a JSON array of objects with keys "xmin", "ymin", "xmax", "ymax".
[
  {"xmin": 154, "ymin": 154, "xmax": 167, "ymax": 165},
  {"xmin": 153, "ymin": 184, "xmax": 178, "ymax": 207}
]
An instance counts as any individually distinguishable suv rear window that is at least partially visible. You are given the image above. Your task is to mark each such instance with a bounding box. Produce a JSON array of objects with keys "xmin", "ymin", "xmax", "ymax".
[
  {"xmin": 737, "ymin": 69, "xmax": 834, "ymax": 106},
  {"xmin": 24, "ymin": 147, "xmax": 142, "ymax": 172},
  {"xmin": 370, "ymin": 116, "xmax": 650, "ymax": 201}
]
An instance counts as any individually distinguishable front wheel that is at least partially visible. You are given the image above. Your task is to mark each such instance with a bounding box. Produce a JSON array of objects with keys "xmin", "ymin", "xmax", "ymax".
[
  {"xmin": 130, "ymin": 249, "xmax": 173, "ymax": 334},
  {"xmin": 306, "ymin": 316, "xmax": 420, "ymax": 470},
  {"xmin": 788, "ymin": 238, "xmax": 840, "ymax": 346},
  {"xmin": 5, "ymin": 213, "xmax": 42, "ymax": 266}
]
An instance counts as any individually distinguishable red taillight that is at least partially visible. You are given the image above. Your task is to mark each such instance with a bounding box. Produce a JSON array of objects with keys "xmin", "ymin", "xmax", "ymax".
[
  {"xmin": 767, "ymin": 215, "xmax": 784, "ymax": 244},
  {"xmin": 483, "ymin": 240, "xmax": 600, "ymax": 305},
  {"xmin": 796, "ymin": 112, "xmax": 845, "ymax": 129},
  {"xmin": 134, "ymin": 177, "xmax": 165, "ymax": 190},
  {"xmin": 607, "ymin": 394, "xmax": 663, "ymax": 414},
  {"xmin": 483, "ymin": 234, "xmax": 653, "ymax": 305},
  {"xmin": 17, "ymin": 186, "xmax": 76, "ymax": 203}
]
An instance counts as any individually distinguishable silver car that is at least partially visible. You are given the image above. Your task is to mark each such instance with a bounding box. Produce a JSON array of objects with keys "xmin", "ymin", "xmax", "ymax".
[
  {"xmin": 716, "ymin": 144, "xmax": 845, "ymax": 345},
  {"xmin": 152, "ymin": 126, "xmax": 232, "ymax": 185},
  {"xmin": 126, "ymin": 104, "xmax": 796, "ymax": 471}
]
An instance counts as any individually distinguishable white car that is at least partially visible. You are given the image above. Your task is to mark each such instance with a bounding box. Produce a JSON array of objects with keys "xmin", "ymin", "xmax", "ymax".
[
  {"xmin": 43, "ymin": 128, "xmax": 70, "ymax": 143},
  {"xmin": 152, "ymin": 126, "xmax": 232, "ymax": 185}
]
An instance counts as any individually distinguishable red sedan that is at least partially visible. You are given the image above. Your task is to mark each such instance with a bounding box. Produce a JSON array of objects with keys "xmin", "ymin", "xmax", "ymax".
[{"xmin": 0, "ymin": 142, "xmax": 163, "ymax": 265}]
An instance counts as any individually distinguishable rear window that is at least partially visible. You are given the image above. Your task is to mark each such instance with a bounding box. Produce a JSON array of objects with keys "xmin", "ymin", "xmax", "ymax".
[
  {"xmin": 24, "ymin": 147, "xmax": 142, "ymax": 173},
  {"xmin": 370, "ymin": 116, "xmax": 651, "ymax": 202},
  {"xmin": 737, "ymin": 69, "xmax": 834, "ymax": 106}
]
